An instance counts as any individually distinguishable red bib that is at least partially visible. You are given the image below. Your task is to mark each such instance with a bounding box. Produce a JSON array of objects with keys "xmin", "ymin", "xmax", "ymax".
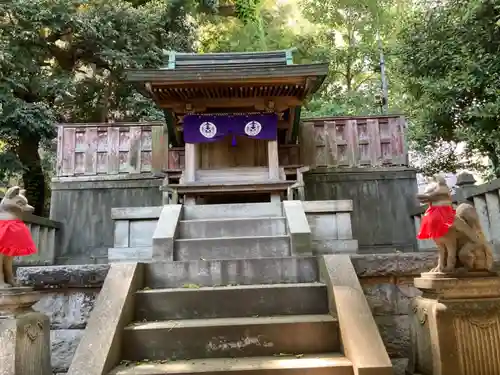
[
  {"xmin": 0, "ymin": 219, "xmax": 37, "ymax": 257},
  {"xmin": 417, "ymin": 205, "xmax": 455, "ymax": 240}
]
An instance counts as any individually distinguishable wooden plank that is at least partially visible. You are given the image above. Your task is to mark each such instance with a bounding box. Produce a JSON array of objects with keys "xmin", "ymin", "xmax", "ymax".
[
  {"xmin": 300, "ymin": 122, "xmax": 315, "ymax": 167},
  {"xmin": 356, "ymin": 121, "xmax": 371, "ymax": 165},
  {"xmin": 346, "ymin": 119, "xmax": 358, "ymax": 167},
  {"xmin": 473, "ymin": 195, "xmax": 491, "ymax": 241},
  {"xmin": 62, "ymin": 128, "xmax": 76, "ymax": 176},
  {"xmin": 268, "ymin": 140, "xmax": 280, "ymax": 179},
  {"xmin": 367, "ymin": 119, "xmax": 382, "ymax": 166},
  {"xmin": 336, "ymin": 213, "xmax": 353, "ymax": 240},
  {"xmin": 128, "ymin": 126, "xmax": 142, "ymax": 174},
  {"xmin": 84, "ymin": 127, "xmax": 98, "ymax": 175},
  {"xmin": 108, "ymin": 127, "xmax": 120, "ymax": 174},
  {"xmin": 56, "ymin": 126, "xmax": 64, "ymax": 176},
  {"xmin": 302, "ymin": 200, "xmax": 353, "ymax": 213},
  {"xmin": 151, "ymin": 126, "xmax": 167, "ymax": 173},
  {"xmin": 485, "ymin": 192, "xmax": 500, "ymax": 243},
  {"xmin": 389, "ymin": 117, "xmax": 405, "ymax": 165},
  {"xmin": 324, "ymin": 121, "xmax": 337, "ymax": 166}
]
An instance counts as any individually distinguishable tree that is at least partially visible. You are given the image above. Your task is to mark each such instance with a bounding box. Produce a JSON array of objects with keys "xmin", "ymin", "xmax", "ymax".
[
  {"xmin": 0, "ymin": 0, "xmax": 197, "ymax": 214},
  {"xmin": 396, "ymin": 0, "xmax": 500, "ymax": 176},
  {"xmin": 299, "ymin": 0, "xmax": 403, "ymax": 116}
]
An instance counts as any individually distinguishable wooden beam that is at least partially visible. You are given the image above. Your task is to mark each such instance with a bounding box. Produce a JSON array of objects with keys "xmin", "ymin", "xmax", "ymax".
[{"xmin": 160, "ymin": 97, "xmax": 303, "ymax": 112}]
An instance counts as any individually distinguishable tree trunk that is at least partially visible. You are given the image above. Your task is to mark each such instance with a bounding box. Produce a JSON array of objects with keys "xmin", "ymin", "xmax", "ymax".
[{"xmin": 17, "ymin": 135, "xmax": 46, "ymax": 216}]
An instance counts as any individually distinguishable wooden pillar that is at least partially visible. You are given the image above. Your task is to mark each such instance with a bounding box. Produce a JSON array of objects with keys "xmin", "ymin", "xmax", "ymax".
[
  {"xmin": 268, "ymin": 140, "xmax": 280, "ymax": 180},
  {"xmin": 268, "ymin": 140, "xmax": 281, "ymax": 203},
  {"xmin": 184, "ymin": 142, "xmax": 198, "ymax": 205}
]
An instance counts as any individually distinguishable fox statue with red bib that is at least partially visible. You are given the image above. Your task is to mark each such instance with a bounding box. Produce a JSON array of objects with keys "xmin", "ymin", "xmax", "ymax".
[{"xmin": 0, "ymin": 186, "xmax": 37, "ymax": 288}]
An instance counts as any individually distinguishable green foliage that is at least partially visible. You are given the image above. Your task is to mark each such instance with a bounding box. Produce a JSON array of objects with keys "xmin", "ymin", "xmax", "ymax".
[
  {"xmin": 0, "ymin": 0, "xmax": 197, "ymax": 213},
  {"xmin": 396, "ymin": 0, "xmax": 500, "ymax": 176},
  {"xmin": 234, "ymin": 0, "xmax": 263, "ymax": 25}
]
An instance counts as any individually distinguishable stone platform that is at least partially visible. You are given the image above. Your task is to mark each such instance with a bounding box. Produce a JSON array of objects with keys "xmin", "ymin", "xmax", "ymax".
[
  {"xmin": 408, "ymin": 271, "xmax": 500, "ymax": 375},
  {"xmin": 0, "ymin": 287, "xmax": 52, "ymax": 375}
]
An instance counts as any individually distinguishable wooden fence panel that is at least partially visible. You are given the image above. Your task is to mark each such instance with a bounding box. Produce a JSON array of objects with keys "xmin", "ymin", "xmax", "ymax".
[
  {"xmin": 56, "ymin": 122, "xmax": 166, "ymax": 177},
  {"xmin": 300, "ymin": 115, "xmax": 407, "ymax": 168}
]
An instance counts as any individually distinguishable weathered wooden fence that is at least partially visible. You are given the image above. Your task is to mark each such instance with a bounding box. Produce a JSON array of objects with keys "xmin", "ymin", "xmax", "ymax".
[
  {"xmin": 56, "ymin": 122, "xmax": 168, "ymax": 177},
  {"xmin": 300, "ymin": 115, "xmax": 407, "ymax": 168},
  {"xmin": 56, "ymin": 116, "xmax": 407, "ymax": 177},
  {"xmin": 16, "ymin": 214, "xmax": 62, "ymax": 265},
  {"xmin": 411, "ymin": 175, "xmax": 500, "ymax": 256}
]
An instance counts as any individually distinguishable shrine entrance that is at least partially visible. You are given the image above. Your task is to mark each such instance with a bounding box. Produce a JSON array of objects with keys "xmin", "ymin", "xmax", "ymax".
[{"xmin": 126, "ymin": 49, "xmax": 328, "ymax": 205}]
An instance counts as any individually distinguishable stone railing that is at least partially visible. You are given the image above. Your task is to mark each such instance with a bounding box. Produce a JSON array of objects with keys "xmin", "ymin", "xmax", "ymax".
[
  {"xmin": 411, "ymin": 174, "xmax": 500, "ymax": 255},
  {"xmin": 108, "ymin": 207, "xmax": 161, "ymax": 262},
  {"xmin": 16, "ymin": 214, "xmax": 62, "ymax": 265},
  {"xmin": 303, "ymin": 200, "xmax": 358, "ymax": 253}
]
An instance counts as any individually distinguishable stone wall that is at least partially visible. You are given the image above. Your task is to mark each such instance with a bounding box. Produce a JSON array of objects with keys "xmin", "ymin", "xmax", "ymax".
[
  {"xmin": 304, "ymin": 167, "xmax": 419, "ymax": 253},
  {"xmin": 50, "ymin": 176, "xmax": 162, "ymax": 264},
  {"xmin": 17, "ymin": 253, "xmax": 440, "ymax": 375}
]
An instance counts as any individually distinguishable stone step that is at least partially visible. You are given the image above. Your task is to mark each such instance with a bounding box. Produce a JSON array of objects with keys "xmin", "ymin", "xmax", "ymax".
[
  {"xmin": 109, "ymin": 354, "xmax": 354, "ymax": 375},
  {"xmin": 135, "ymin": 283, "xmax": 328, "ymax": 321},
  {"xmin": 145, "ymin": 257, "xmax": 319, "ymax": 288},
  {"xmin": 122, "ymin": 315, "xmax": 339, "ymax": 361},
  {"xmin": 179, "ymin": 217, "xmax": 287, "ymax": 239},
  {"xmin": 183, "ymin": 202, "xmax": 283, "ymax": 220},
  {"xmin": 174, "ymin": 236, "xmax": 290, "ymax": 261}
]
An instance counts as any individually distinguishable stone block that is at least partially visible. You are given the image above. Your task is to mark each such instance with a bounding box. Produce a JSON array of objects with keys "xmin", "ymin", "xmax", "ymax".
[
  {"xmin": 67, "ymin": 263, "xmax": 144, "ymax": 375},
  {"xmin": 34, "ymin": 291, "xmax": 99, "ymax": 329},
  {"xmin": 50, "ymin": 330, "xmax": 83, "ymax": 373},
  {"xmin": 374, "ymin": 315, "xmax": 411, "ymax": 358},
  {"xmin": 351, "ymin": 253, "xmax": 437, "ymax": 277},
  {"xmin": 0, "ymin": 288, "xmax": 52, "ymax": 375},
  {"xmin": 362, "ymin": 283, "xmax": 398, "ymax": 316},
  {"xmin": 152, "ymin": 205, "xmax": 182, "ymax": 261},
  {"xmin": 395, "ymin": 284, "xmax": 421, "ymax": 315},
  {"xmin": 391, "ymin": 358, "xmax": 409, "ymax": 375},
  {"xmin": 283, "ymin": 200, "xmax": 312, "ymax": 256},
  {"xmin": 17, "ymin": 265, "xmax": 110, "ymax": 289}
]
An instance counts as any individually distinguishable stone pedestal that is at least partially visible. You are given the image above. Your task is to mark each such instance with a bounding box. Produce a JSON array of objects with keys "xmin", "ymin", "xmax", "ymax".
[
  {"xmin": 0, "ymin": 287, "xmax": 51, "ymax": 375},
  {"xmin": 407, "ymin": 272, "xmax": 500, "ymax": 375}
]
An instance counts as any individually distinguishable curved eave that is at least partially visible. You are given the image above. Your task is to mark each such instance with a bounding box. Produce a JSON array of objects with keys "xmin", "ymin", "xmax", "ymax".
[{"xmin": 126, "ymin": 63, "xmax": 328, "ymax": 95}]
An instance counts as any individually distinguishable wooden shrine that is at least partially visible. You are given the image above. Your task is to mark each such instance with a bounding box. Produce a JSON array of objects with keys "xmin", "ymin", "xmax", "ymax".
[{"xmin": 126, "ymin": 49, "xmax": 329, "ymax": 205}]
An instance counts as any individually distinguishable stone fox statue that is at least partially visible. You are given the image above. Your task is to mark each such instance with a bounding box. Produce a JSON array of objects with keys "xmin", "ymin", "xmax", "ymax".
[
  {"xmin": 0, "ymin": 186, "xmax": 37, "ymax": 288},
  {"xmin": 416, "ymin": 175, "xmax": 493, "ymax": 273}
]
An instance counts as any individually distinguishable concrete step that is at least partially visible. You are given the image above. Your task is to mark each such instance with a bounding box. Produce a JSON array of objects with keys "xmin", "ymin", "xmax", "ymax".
[
  {"xmin": 183, "ymin": 202, "xmax": 283, "ymax": 220},
  {"xmin": 122, "ymin": 315, "xmax": 339, "ymax": 361},
  {"xmin": 179, "ymin": 217, "xmax": 287, "ymax": 239},
  {"xmin": 135, "ymin": 283, "xmax": 328, "ymax": 321},
  {"xmin": 110, "ymin": 354, "xmax": 354, "ymax": 375},
  {"xmin": 174, "ymin": 236, "xmax": 290, "ymax": 261},
  {"xmin": 145, "ymin": 257, "xmax": 320, "ymax": 288}
]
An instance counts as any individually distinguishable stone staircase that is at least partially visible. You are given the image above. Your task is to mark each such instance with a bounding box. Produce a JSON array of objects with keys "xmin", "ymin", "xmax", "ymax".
[
  {"xmin": 107, "ymin": 261, "xmax": 354, "ymax": 375},
  {"xmin": 173, "ymin": 202, "xmax": 292, "ymax": 260}
]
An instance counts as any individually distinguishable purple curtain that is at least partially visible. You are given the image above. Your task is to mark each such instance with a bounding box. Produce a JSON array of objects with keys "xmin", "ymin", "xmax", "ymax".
[{"xmin": 183, "ymin": 114, "xmax": 277, "ymax": 144}]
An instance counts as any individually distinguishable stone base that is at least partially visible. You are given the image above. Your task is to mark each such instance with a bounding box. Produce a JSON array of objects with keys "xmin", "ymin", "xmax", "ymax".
[
  {"xmin": 0, "ymin": 287, "xmax": 52, "ymax": 375},
  {"xmin": 407, "ymin": 273, "xmax": 500, "ymax": 375}
]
